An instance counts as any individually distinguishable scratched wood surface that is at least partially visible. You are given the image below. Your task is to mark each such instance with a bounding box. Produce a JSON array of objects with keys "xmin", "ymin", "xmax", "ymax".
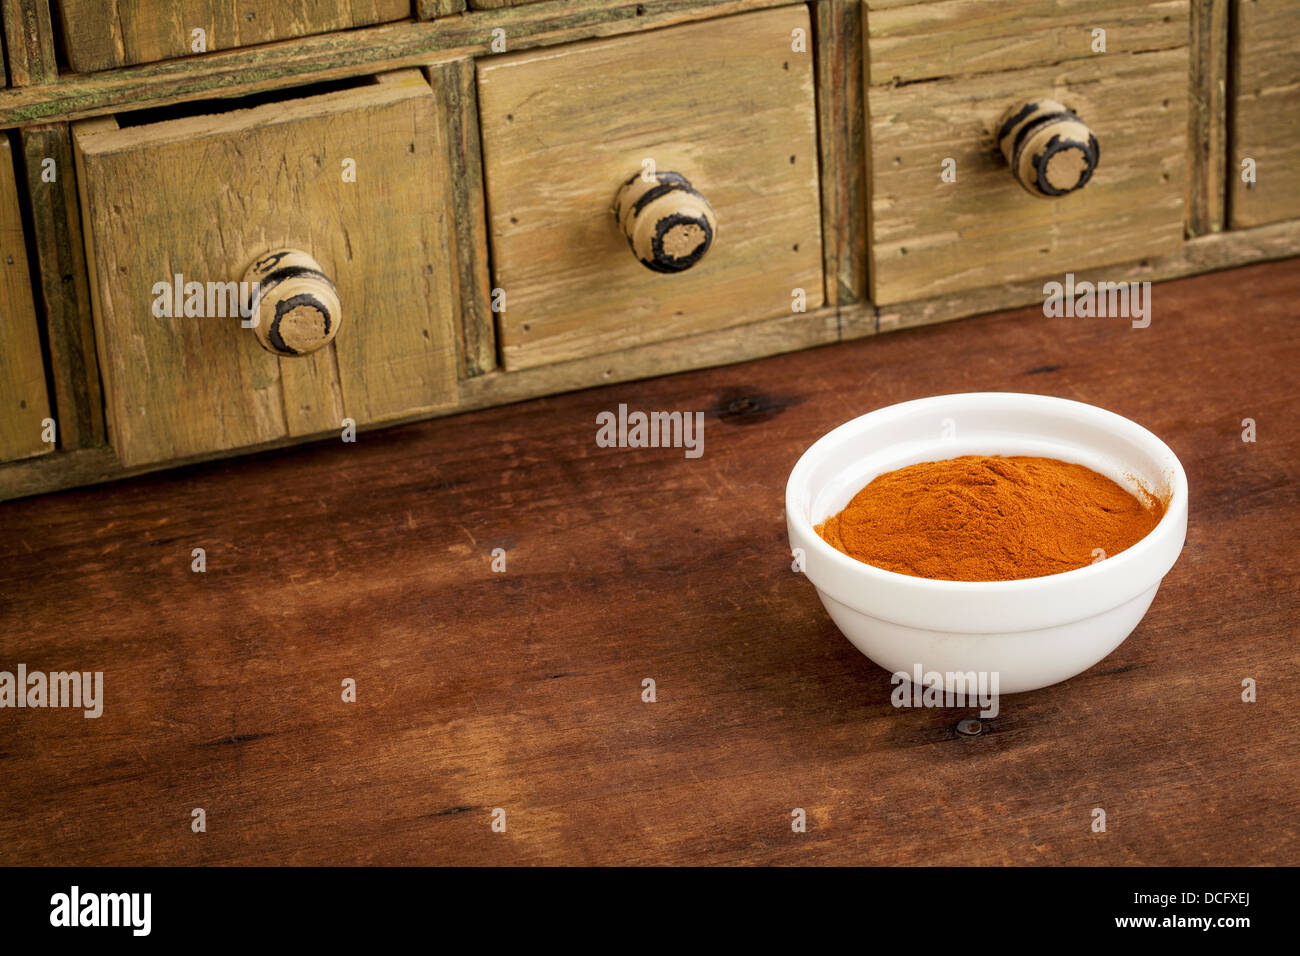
[
  {"xmin": 0, "ymin": 258, "xmax": 1296, "ymax": 865},
  {"xmin": 73, "ymin": 70, "xmax": 459, "ymax": 468},
  {"xmin": 866, "ymin": 3, "xmax": 1189, "ymax": 305},
  {"xmin": 0, "ymin": 0, "xmax": 57, "ymax": 86},
  {"xmin": 0, "ymin": 136, "xmax": 53, "ymax": 463},
  {"xmin": 477, "ymin": 7, "xmax": 825, "ymax": 370},
  {"xmin": 20, "ymin": 123, "xmax": 104, "ymax": 450},
  {"xmin": 0, "ymin": 0, "xmax": 799, "ymax": 129},
  {"xmin": 54, "ymin": 0, "xmax": 410, "ymax": 72},
  {"xmin": 1229, "ymin": 0, "xmax": 1300, "ymax": 228}
]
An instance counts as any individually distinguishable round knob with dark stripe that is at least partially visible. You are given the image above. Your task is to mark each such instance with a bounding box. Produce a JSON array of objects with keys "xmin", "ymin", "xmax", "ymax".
[
  {"xmin": 997, "ymin": 99, "xmax": 1099, "ymax": 198},
  {"xmin": 242, "ymin": 249, "xmax": 341, "ymax": 357},
  {"xmin": 613, "ymin": 170, "xmax": 716, "ymax": 273}
]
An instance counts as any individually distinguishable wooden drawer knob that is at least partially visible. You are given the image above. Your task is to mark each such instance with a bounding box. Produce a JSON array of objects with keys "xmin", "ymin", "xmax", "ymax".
[
  {"xmin": 997, "ymin": 99, "xmax": 1099, "ymax": 198},
  {"xmin": 242, "ymin": 249, "xmax": 342, "ymax": 357},
  {"xmin": 613, "ymin": 171, "xmax": 716, "ymax": 273}
]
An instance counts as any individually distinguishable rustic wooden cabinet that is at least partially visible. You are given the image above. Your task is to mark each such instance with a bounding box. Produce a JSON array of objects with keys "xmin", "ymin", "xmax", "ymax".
[{"xmin": 0, "ymin": 0, "xmax": 1296, "ymax": 499}]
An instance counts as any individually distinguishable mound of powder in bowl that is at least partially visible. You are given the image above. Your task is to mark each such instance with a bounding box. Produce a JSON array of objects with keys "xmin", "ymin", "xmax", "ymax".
[{"xmin": 815, "ymin": 455, "xmax": 1165, "ymax": 582}]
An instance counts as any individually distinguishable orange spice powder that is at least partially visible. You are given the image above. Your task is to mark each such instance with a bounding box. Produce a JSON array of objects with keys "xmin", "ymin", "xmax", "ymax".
[{"xmin": 815, "ymin": 455, "xmax": 1165, "ymax": 582}]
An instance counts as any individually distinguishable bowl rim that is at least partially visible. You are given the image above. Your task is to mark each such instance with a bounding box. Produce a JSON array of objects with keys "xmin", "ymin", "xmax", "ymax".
[{"xmin": 785, "ymin": 392, "xmax": 1189, "ymax": 620}]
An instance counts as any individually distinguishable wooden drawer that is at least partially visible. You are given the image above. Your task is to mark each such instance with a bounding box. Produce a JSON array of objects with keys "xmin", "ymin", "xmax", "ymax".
[
  {"xmin": 72, "ymin": 70, "xmax": 460, "ymax": 468},
  {"xmin": 1230, "ymin": 0, "xmax": 1300, "ymax": 228},
  {"xmin": 0, "ymin": 135, "xmax": 53, "ymax": 463},
  {"xmin": 865, "ymin": 0, "xmax": 1189, "ymax": 305},
  {"xmin": 54, "ymin": 0, "xmax": 410, "ymax": 72},
  {"xmin": 477, "ymin": 6, "xmax": 825, "ymax": 370}
]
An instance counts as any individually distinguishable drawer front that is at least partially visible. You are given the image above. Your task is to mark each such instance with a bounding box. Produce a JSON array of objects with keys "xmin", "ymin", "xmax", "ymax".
[
  {"xmin": 55, "ymin": 0, "xmax": 410, "ymax": 72},
  {"xmin": 0, "ymin": 137, "xmax": 53, "ymax": 463},
  {"xmin": 477, "ymin": 6, "xmax": 825, "ymax": 370},
  {"xmin": 866, "ymin": 0, "xmax": 1188, "ymax": 305},
  {"xmin": 73, "ymin": 70, "xmax": 460, "ymax": 468},
  {"xmin": 1230, "ymin": 0, "xmax": 1300, "ymax": 228}
]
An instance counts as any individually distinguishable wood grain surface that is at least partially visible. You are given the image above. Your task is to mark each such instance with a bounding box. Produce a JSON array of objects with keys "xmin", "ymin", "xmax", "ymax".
[
  {"xmin": 867, "ymin": 29, "xmax": 1188, "ymax": 304},
  {"xmin": 0, "ymin": 0, "xmax": 798, "ymax": 129},
  {"xmin": 417, "ymin": 0, "xmax": 467, "ymax": 18},
  {"xmin": 73, "ymin": 69, "xmax": 459, "ymax": 468},
  {"xmin": 1229, "ymin": 0, "xmax": 1300, "ymax": 228},
  {"xmin": 477, "ymin": 6, "xmax": 825, "ymax": 369},
  {"xmin": 0, "ymin": 258, "xmax": 1297, "ymax": 865},
  {"xmin": 1187, "ymin": 0, "xmax": 1227, "ymax": 236},
  {"xmin": 814, "ymin": 0, "xmax": 867, "ymax": 307},
  {"xmin": 19, "ymin": 123, "xmax": 104, "ymax": 450},
  {"xmin": 467, "ymin": 0, "xmax": 545, "ymax": 9},
  {"xmin": 425, "ymin": 57, "xmax": 496, "ymax": 380},
  {"xmin": 0, "ymin": 0, "xmax": 56, "ymax": 87},
  {"xmin": 864, "ymin": 0, "xmax": 1187, "ymax": 86},
  {"xmin": 0, "ymin": 135, "xmax": 52, "ymax": 463},
  {"xmin": 54, "ymin": 0, "xmax": 410, "ymax": 72}
]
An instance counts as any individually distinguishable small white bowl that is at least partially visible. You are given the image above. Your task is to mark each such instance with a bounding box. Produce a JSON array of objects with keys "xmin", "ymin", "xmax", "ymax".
[{"xmin": 785, "ymin": 393, "xmax": 1188, "ymax": 694}]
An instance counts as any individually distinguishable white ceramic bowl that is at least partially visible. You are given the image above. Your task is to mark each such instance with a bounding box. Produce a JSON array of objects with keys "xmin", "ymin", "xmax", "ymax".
[{"xmin": 785, "ymin": 393, "xmax": 1188, "ymax": 694}]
